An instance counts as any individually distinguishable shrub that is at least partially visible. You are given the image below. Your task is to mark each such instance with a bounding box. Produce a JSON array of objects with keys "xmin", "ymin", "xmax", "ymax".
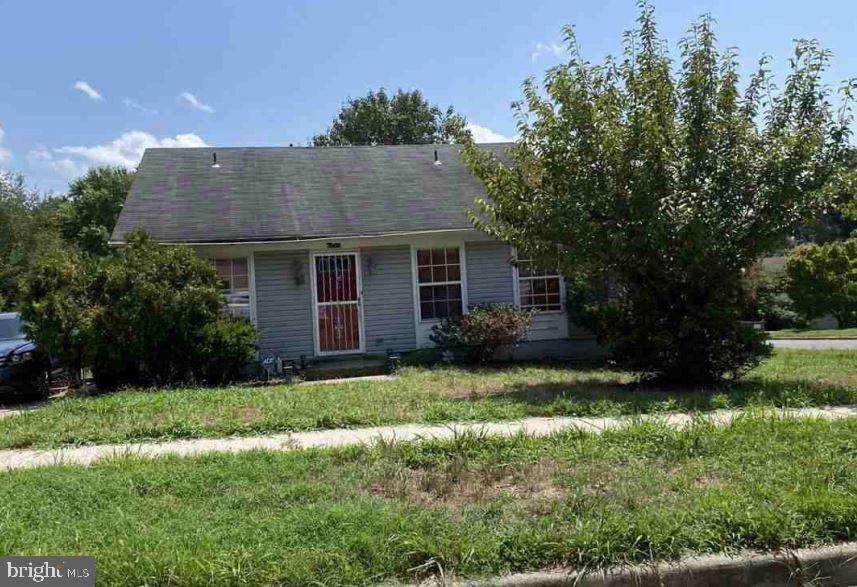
[
  {"xmin": 430, "ymin": 305, "xmax": 532, "ymax": 364},
  {"xmin": 744, "ymin": 267, "xmax": 805, "ymax": 330},
  {"xmin": 756, "ymin": 289, "xmax": 804, "ymax": 330},
  {"xmin": 20, "ymin": 230, "xmax": 257, "ymax": 390},
  {"xmin": 17, "ymin": 247, "xmax": 95, "ymax": 379},
  {"xmin": 197, "ymin": 317, "xmax": 258, "ymax": 384},
  {"xmin": 785, "ymin": 237, "xmax": 857, "ymax": 328}
]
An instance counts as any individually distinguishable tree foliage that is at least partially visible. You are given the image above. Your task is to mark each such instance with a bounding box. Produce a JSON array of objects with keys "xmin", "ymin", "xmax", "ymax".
[
  {"xmin": 19, "ymin": 231, "xmax": 257, "ymax": 389},
  {"xmin": 313, "ymin": 88, "xmax": 467, "ymax": 146},
  {"xmin": 785, "ymin": 237, "xmax": 856, "ymax": 327},
  {"xmin": 792, "ymin": 148, "xmax": 857, "ymax": 243},
  {"xmin": 0, "ymin": 173, "xmax": 65, "ymax": 309},
  {"xmin": 61, "ymin": 166, "xmax": 135, "ymax": 256},
  {"xmin": 462, "ymin": 4, "xmax": 854, "ymax": 384}
]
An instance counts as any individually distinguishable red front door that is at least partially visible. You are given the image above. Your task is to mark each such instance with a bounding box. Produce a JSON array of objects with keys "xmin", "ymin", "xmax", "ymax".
[{"xmin": 314, "ymin": 253, "xmax": 362, "ymax": 353}]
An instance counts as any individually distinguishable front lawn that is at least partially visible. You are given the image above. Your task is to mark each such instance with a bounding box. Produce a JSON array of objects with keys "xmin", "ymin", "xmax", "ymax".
[
  {"xmin": 0, "ymin": 349, "xmax": 853, "ymax": 450},
  {"xmin": 1, "ymin": 416, "xmax": 856, "ymax": 585},
  {"xmin": 768, "ymin": 328, "xmax": 857, "ymax": 339}
]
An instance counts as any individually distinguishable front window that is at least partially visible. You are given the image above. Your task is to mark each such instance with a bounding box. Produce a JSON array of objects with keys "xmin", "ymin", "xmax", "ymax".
[
  {"xmin": 214, "ymin": 257, "xmax": 251, "ymax": 319},
  {"xmin": 416, "ymin": 248, "xmax": 463, "ymax": 320},
  {"xmin": 0, "ymin": 314, "xmax": 24, "ymax": 341},
  {"xmin": 517, "ymin": 258, "xmax": 562, "ymax": 312}
]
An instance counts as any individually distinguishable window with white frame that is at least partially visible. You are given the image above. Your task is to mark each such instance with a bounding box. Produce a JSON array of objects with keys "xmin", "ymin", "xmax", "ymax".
[
  {"xmin": 416, "ymin": 247, "xmax": 463, "ymax": 320},
  {"xmin": 516, "ymin": 258, "xmax": 562, "ymax": 312},
  {"xmin": 214, "ymin": 257, "xmax": 251, "ymax": 319}
]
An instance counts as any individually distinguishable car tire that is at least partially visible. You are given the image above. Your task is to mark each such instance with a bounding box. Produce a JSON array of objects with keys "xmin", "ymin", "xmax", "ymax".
[{"xmin": 26, "ymin": 370, "xmax": 50, "ymax": 401}]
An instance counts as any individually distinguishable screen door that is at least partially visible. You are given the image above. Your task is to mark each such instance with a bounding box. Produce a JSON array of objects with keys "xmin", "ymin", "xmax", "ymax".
[{"xmin": 313, "ymin": 253, "xmax": 363, "ymax": 354}]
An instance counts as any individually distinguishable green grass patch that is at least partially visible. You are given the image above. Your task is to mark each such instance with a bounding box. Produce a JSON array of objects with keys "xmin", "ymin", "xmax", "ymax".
[
  {"xmin": 768, "ymin": 328, "xmax": 857, "ymax": 339},
  {"xmin": 0, "ymin": 349, "xmax": 853, "ymax": 449},
  {"xmin": 1, "ymin": 416, "xmax": 856, "ymax": 585}
]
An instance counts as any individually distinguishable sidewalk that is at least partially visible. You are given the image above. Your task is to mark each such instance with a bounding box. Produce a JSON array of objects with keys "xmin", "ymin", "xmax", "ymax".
[
  {"xmin": 1, "ymin": 404, "xmax": 855, "ymax": 471},
  {"xmin": 770, "ymin": 338, "xmax": 857, "ymax": 349}
]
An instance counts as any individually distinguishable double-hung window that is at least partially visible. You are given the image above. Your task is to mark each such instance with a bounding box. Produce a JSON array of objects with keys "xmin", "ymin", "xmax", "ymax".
[
  {"xmin": 516, "ymin": 258, "xmax": 562, "ymax": 312},
  {"xmin": 416, "ymin": 247, "xmax": 463, "ymax": 320},
  {"xmin": 214, "ymin": 257, "xmax": 251, "ymax": 319}
]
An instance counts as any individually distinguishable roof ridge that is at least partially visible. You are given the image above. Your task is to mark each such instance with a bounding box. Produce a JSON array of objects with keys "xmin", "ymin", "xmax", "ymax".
[{"xmin": 144, "ymin": 142, "xmax": 513, "ymax": 151}]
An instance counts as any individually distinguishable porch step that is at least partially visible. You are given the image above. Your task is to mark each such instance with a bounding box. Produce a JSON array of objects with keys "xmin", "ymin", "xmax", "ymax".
[{"xmin": 302, "ymin": 354, "xmax": 391, "ymax": 381}]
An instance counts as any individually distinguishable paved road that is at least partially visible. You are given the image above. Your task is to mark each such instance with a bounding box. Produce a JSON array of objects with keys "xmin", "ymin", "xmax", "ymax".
[
  {"xmin": 770, "ymin": 338, "xmax": 857, "ymax": 350},
  {"xmin": 0, "ymin": 405, "xmax": 855, "ymax": 471}
]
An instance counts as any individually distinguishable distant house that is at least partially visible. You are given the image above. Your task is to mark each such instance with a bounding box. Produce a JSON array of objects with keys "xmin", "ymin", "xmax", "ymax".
[{"xmin": 112, "ymin": 144, "xmax": 594, "ymax": 361}]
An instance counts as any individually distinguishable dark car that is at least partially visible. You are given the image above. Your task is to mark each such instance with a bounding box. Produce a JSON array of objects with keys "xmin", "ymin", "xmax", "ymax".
[{"xmin": 0, "ymin": 312, "xmax": 50, "ymax": 399}]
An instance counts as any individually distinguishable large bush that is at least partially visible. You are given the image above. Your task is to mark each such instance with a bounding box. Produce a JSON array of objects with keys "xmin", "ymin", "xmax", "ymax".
[
  {"xmin": 785, "ymin": 237, "xmax": 857, "ymax": 327},
  {"xmin": 197, "ymin": 317, "xmax": 259, "ymax": 384},
  {"xmin": 430, "ymin": 304, "xmax": 532, "ymax": 364},
  {"xmin": 20, "ymin": 230, "xmax": 256, "ymax": 389},
  {"xmin": 462, "ymin": 6, "xmax": 852, "ymax": 385}
]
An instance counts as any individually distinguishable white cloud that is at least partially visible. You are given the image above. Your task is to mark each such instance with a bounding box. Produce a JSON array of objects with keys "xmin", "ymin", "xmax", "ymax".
[
  {"xmin": 73, "ymin": 80, "xmax": 104, "ymax": 101},
  {"xmin": 179, "ymin": 91, "xmax": 214, "ymax": 113},
  {"xmin": 123, "ymin": 98, "xmax": 157, "ymax": 115},
  {"xmin": 30, "ymin": 130, "xmax": 208, "ymax": 180},
  {"xmin": 531, "ymin": 41, "xmax": 564, "ymax": 62},
  {"xmin": 465, "ymin": 123, "xmax": 515, "ymax": 144},
  {"xmin": 0, "ymin": 127, "xmax": 11, "ymax": 168}
]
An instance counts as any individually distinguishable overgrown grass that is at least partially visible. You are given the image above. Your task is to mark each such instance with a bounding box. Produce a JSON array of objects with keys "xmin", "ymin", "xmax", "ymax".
[
  {"xmin": 1, "ymin": 416, "xmax": 856, "ymax": 585},
  {"xmin": 768, "ymin": 328, "xmax": 857, "ymax": 339},
  {"xmin": 0, "ymin": 349, "xmax": 852, "ymax": 449}
]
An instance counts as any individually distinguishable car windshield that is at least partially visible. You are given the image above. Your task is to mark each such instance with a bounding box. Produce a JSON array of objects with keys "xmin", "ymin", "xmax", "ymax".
[{"xmin": 0, "ymin": 314, "xmax": 25, "ymax": 341}]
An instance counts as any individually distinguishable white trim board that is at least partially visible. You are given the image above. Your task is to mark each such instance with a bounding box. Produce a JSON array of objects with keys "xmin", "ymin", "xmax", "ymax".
[
  {"xmin": 248, "ymin": 252, "xmax": 258, "ymax": 325},
  {"xmin": 510, "ymin": 247, "xmax": 569, "ymax": 341},
  {"xmin": 410, "ymin": 242, "xmax": 469, "ymax": 349},
  {"xmin": 185, "ymin": 229, "xmax": 494, "ymax": 258}
]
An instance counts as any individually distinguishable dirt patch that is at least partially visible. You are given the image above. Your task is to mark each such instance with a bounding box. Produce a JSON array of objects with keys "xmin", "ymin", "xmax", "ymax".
[
  {"xmin": 691, "ymin": 471, "xmax": 724, "ymax": 490},
  {"xmin": 439, "ymin": 379, "xmax": 629, "ymax": 402},
  {"xmin": 231, "ymin": 406, "xmax": 263, "ymax": 423},
  {"xmin": 366, "ymin": 458, "xmax": 564, "ymax": 509}
]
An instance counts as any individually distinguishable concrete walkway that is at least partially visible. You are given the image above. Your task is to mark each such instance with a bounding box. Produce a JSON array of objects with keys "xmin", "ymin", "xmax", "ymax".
[
  {"xmin": 0, "ymin": 405, "xmax": 855, "ymax": 471},
  {"xmin": 0, "ymin": 400, "xmax": 45, "ymax": 420},
  {"xmin": 771, "ymin": 338, "xmax": 857, "ymax": 349}
]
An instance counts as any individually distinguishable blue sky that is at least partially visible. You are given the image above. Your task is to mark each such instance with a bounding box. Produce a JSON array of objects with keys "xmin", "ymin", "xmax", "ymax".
[{"xmin": 1, "ymin": 0, "xmax": 854, "ymax": 192}]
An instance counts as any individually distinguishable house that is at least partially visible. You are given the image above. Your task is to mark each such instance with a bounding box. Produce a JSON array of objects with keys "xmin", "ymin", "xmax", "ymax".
[{"xmin": 111, "ymin": 144, "xmax": 597, "ymax": 362}]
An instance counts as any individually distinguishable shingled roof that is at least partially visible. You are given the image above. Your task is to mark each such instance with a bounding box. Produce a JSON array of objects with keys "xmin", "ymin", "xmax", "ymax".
[{"xmin": 111, "ymin": 143, "xmax": 510, "ymax": 244}]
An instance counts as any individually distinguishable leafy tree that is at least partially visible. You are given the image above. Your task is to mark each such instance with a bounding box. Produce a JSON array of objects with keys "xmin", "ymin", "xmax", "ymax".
[
  {"xmin": 785, "ymin": 237, "xmax": 856, "ymax": 327},
  {"xmin": 0, "ymin": 173, "xmax": 65, "ymax": 309},
  {"xmin": 793, "ymin": 148, "xmax": 857, "ymax": 243},
  {"xmin": 61, "ymin": 166, "xmax": 135, "ymax": 256},
  {"xmin": 313, "ymin": 88, "xmax": 466, "ymax": 146},
  {"xmin": 462, "ymin": 5, "xmax": 854, "ymax": 384},
  {"xmin": 20, "ymin": 231, "xmax": 257, "ymax": 389}
]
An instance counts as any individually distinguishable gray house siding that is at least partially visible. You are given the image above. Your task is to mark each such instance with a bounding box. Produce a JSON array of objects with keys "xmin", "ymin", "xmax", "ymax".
[
  {"xmin": 254, "ymin": 250, "xmax": 315, "ymax": 359},
  {"xmin": 465, "ymin": 241, "xmax": 514, "ymax": 306},
  {"xmin": 252, "ymin": 238, "xmax": 588, "ymax": 361},
  {"xmin": 361, "ymin": 246, "xmax": 416, "ymax": 353}
]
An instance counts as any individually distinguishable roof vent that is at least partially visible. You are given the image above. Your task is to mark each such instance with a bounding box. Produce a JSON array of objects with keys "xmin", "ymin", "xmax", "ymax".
[
  {"xmin": 211, "ymin": 152, "xmax": 220, "ymax": 169},
  {"xmin": 433, "ymin": 149, "xmax": 442, "ymax": 166}
]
